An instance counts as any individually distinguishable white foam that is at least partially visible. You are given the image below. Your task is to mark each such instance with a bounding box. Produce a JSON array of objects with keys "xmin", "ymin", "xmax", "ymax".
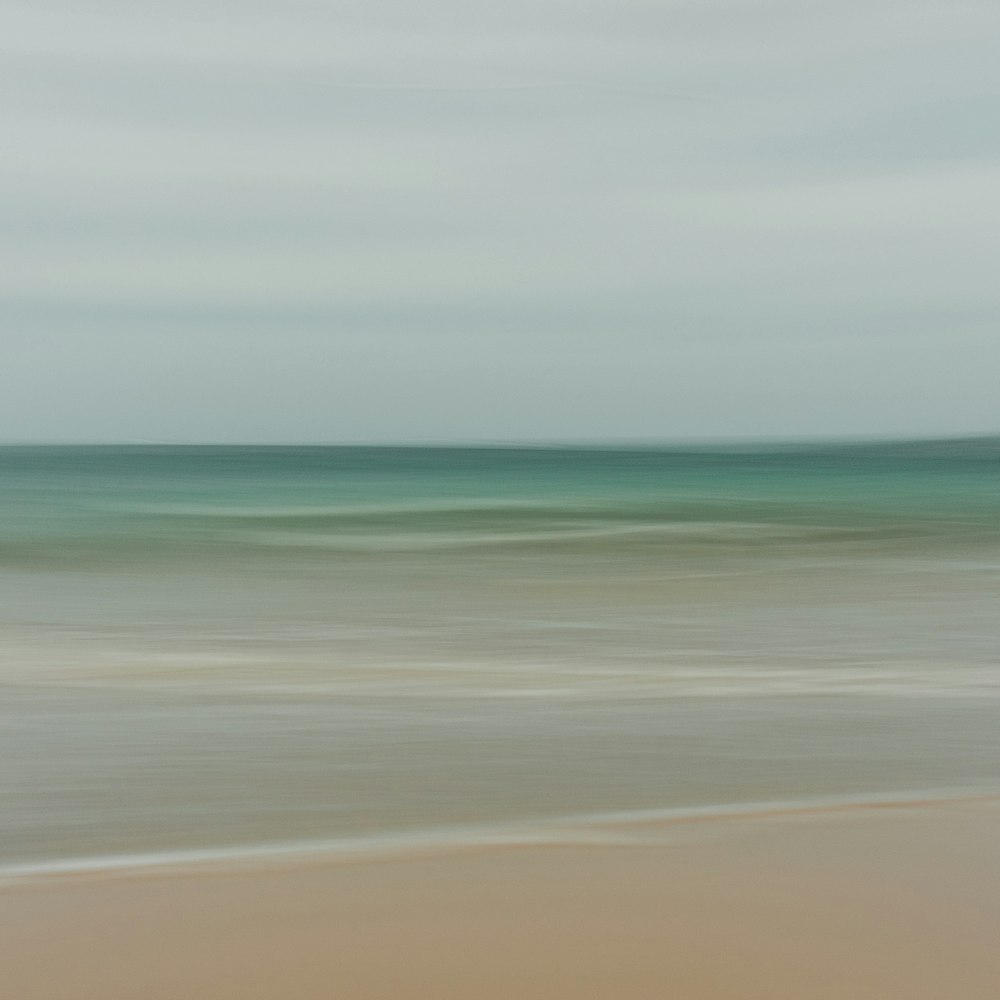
[{"xmin": 3, "ymin": 784, "xmax": 997, "ymax": 886}]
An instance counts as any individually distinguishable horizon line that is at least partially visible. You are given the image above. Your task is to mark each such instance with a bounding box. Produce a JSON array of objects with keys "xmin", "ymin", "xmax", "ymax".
[{"xmin": 0, "ymin": 432, "xmax": 998, "ymax": 450}]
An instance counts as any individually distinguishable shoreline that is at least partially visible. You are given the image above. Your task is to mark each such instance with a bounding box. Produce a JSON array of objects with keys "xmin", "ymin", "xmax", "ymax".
[
  {"xmin": 3, "ymin": 795, "xmax": 999, "ymax": 1000},
  {"xmin": 3, "ymin": 783, "xmax": 998, "ymax": 885}
]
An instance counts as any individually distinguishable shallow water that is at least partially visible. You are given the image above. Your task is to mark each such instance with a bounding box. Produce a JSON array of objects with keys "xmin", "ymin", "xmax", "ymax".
[{"xmin": 2, "ymin": 442, "xmax": 999, "ymax": 873}]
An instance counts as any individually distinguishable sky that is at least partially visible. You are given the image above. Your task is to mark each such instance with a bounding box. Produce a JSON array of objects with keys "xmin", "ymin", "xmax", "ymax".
[{"xmin": 2, "ymin": 0, "xmax": 998, "ymax": 443}]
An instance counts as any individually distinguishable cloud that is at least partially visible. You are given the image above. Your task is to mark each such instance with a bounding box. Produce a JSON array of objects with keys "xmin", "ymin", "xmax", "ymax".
[{"xmin": 1, "ymin": 0, "xmax": 998, "ymax": 440}]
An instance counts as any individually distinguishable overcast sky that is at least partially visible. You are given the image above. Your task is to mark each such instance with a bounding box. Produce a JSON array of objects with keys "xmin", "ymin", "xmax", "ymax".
[{"xmin": 2, "ymin": 0, "xmax": 998, "ymax": 442}]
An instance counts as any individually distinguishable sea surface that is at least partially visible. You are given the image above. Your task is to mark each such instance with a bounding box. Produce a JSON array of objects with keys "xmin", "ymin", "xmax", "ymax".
[{"xmin": 2, "ymin": 442, "xmax": 999, "ymax": 876}]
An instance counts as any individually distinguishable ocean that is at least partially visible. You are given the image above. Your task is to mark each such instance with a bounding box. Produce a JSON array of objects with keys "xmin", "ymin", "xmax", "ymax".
[{"xmin": 2, "ymin": 442, "xmax": 999, "ymax": 877}]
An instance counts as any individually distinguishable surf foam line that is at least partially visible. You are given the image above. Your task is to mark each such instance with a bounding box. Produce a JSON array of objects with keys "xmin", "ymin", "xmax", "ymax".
[{"xmin": 3, "ymin": 784, "xmax": 998, "ymax": 885}]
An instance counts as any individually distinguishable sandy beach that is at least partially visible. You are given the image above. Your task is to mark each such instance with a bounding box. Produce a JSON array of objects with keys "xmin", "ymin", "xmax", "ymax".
[{"xmin": 4, "ymin": 796, "xmax": 999, "ymax": 1000}]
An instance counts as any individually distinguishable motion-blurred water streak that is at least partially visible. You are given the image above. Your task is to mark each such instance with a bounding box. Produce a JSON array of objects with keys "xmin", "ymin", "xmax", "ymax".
[{"xmin": 2, "ymin": 442, "xmax": 999, "ymax": 871}]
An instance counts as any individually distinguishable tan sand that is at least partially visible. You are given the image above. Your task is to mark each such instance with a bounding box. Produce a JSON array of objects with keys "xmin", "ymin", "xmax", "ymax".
[{"xmin": 3, "ymin": 798, "xmax": 999, "ymax": 1000}]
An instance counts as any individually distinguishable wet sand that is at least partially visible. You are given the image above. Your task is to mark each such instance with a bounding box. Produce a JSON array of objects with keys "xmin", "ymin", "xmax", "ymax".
[{"xmin": 3, "ymin": 798, "xmax": 999, "ymax": 1000}]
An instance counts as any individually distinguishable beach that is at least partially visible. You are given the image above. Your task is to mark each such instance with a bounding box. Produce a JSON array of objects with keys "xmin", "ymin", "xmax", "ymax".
[{"xmin": 4, "ymin": 796, "xmax": 1000, "ymax": 1000}]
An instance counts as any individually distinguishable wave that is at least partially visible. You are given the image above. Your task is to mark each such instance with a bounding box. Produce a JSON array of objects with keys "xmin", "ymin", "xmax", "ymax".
[
  {"xmin": 3, "ymin": 785, "xmax": 996, "ymax": 885},
  {"xmin": 4, "ymin": 477, "xmax": 998, "ymax": 568},
  {"xmin": 238, "ymin": 521, "xmax": 838, "ymax": 552},
  {"xmin": 10, "ymin": 657, "xmax": 999, "ymax": 699},
  {"xmin": 3, "ymin": 519, "xmax": 984, "ymax": 567},
  {"xmin": 1, "ymin": 519, "xmax": 993, "ymax": 568},
  {"xmin": 84, "ymin": 489, "xmax": 1000, "ymax": 538}
]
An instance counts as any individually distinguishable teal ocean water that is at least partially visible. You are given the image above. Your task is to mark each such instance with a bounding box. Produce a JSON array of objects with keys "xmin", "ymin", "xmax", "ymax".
[{"xmin": 2, "ymin": 442, "xmax": 999, "ymax": 875}]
